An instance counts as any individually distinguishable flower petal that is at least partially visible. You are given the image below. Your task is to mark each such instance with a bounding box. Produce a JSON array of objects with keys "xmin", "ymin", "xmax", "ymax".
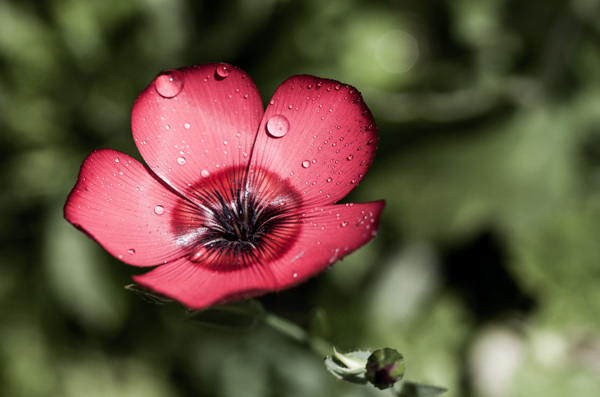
[
  {"xmin": 132, "ymin": 257, "xmax": 277, "ymax": 309},
  {"xmin": 131, "ymin": 64, "xmax": 264, "ymax": 198},
  {"xmin": 132, "ymin": 200, "xmax": 384, "ymax": 309},
  {"xmin": 64, "ymin": 149, "xmax": 186, "ymax": 266},
  {"xmin": 270, "ymin": 200, "xmax": 385, "ymax": 288},
  {"xmin": 250, "ymin": 75, "xmax": 378, "ymax": 206}
]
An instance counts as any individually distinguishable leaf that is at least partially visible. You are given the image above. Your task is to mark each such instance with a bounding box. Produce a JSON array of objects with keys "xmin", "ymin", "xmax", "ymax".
[
  {"xmin": 124, "ymin": 283, "xmax": 173, "ymax": 305},
  {"xmin": 184, "ymin": 300, "xmax": 264, "ymax": 332},
  {"xmin": 395, "ymin": 381, "xmax": 447, "ymax": 397}
]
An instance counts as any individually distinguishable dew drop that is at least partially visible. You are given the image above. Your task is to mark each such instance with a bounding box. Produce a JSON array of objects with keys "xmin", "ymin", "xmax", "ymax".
[
  {"xmin": 341, "ymin": 221, "xmax": 348, "ymax": 227},
  {"xmin": 184, "ymin": 122, "xmax": 191, "ymax": 129},
  {"xmin": 154, "ymin": 70, "xmax": 184, "ymax": 98},
  {"xmin": 302, "ymin": 160, "xmax": 310, "ymax": 168},
  {"xmin": 347, "ymin": 154, "xmax": 354, "ymax": 161},
  {"xmin": 293, "ymin": 271, "xmax": 298, "ymax": 278},
  {"xmin": 216, "ymin": 64, "xmax": 230, "ymax": 78},
  {"xmin": 154, "ymin": 205, "xmax": 165, "ymax": 215},
  {"xmin": 326, "ymin": 177, "xmax": 333, "ymax": 183},
  {"xmin": 266, "ymin": 114, "xmax": 290, "ymax": 138},
  {"xmin": 201, "ymin": 169, "xmax": 210, "ymax": 178},
  {"xmin": 114, "ymin": 158, "xmax": 119, "ymax": 163},
  {"xmin": 177, "ymin": 157, "xmax": 186, "ymax": 165},
  {"xmin": 128, "ymin": 249, "xmax": 136, "ymax": 254}
]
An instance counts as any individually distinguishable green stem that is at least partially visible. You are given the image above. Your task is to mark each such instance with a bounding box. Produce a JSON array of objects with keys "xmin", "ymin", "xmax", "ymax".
[{"xmin": 260, "ymin": 310, "xmax": 332, "ymax": 357}]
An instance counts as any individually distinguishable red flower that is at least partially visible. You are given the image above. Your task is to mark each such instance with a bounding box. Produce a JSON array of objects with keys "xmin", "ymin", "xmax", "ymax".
[{"xmin": 65, "ymin": 64, "xmax": 384, "ymax": 309}]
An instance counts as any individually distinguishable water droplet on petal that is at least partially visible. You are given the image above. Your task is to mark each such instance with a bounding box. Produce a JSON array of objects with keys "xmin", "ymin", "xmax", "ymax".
[
  {"xmin": 302, "ymin": 160, "xmax": 310, "ymax": 168},
  {"xmin": 184, "ymin": 122, "xmax": 191, "ymax": 129},
  {"xmin": 154, "ymin": 205, "xmax": 165, "ymax": 215},
  {"xmin": 266, "ymin": 114, "xmax": 290, "ymax": 138},
  {"xmin": 293, "ymin": 271, "xmax": 298, "ymax": 278},
  {"xmin": 326, "ymin": 177, "xmax": 333, "ymax": 183},
  {"xmin": 128, "ymin": 249, "xmax": 136, "ymax": 254},
  {"xmin": 201, "ymin": 169, "xmax": 210, "ymax": 178},
  {"xmin": 177, "ymin": 157, "xmax": 186, "ymax": 165},
  {"xmin": 114, "ymin": 158, "xmax": 119, "ymax": 163},
  {"xmin": 341, "ymin": 221, "xmax": 348, "ymax": 227},
  {"xmin": 347, "ymin": 154, "xmax": 354, "ymax": 161},
  {"xmin": 216, "ymin": 64, "xmax": 230, "ymax": 78},
  {"xmin": 154, "ymin": 70, "xmax": 184, "ymax": 98}
]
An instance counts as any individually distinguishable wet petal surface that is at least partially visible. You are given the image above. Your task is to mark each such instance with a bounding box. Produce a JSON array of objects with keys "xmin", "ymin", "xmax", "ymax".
[
  {"xmin": 134, "ymin": 200, "xmax": 384, "ymax": 308},
  {"xmin": 252, "ymin": 75, "xmax": 378, "ymax": 206},
  {"xmin": 269, "ymin": 200, "xmax": 385, "ymax": 287},
  {"xmin": 64, "ymin": 149, "xmax": 186, "ymax": 266},
  {"xmin": 132, "ymin": 256, "xmax": 276, "ymax": 309},
  {"xmin": 132, "ymin": 64, "xmax": 264, "ymax": 198}
]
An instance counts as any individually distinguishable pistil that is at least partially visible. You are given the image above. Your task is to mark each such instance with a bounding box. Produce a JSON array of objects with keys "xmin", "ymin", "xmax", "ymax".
[{"xmin": 172, "ymin": 166, "xmax": 302, "ymax": 270}]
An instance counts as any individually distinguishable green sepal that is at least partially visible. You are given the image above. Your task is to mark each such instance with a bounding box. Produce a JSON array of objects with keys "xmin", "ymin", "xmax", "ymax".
[
  {"xmin": 124, "ymin": 284, "xmax": 174, "ymax": 304},
  {"xmin": 324, "ymin": 348, "xmax": 371, "ymax": 384}
]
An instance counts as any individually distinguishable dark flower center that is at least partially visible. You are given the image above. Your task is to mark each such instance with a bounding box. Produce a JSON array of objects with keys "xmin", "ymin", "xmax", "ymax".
[{"xmin": 171, "ymin": 166, "xmax": 302, "ymax": 270}]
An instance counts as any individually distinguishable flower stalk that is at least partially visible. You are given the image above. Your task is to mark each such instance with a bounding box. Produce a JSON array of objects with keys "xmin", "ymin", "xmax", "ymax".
[{"xmin": 259, "ymin": 308, "xmax": 333, "ymax": 357}]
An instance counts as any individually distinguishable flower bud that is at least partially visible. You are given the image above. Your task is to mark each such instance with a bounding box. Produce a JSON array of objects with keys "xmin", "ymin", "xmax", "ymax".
[{"xmin": 365, "ymin": 348, "xmax": 405, "ymax": 390}]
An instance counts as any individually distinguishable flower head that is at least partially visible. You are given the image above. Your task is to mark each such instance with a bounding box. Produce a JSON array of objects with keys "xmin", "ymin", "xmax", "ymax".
[
  {"xmin": 65, "ymin": 63, "xmax": 384, "ymax": 309},
  {"xmin": 365, "ymin": 348, "xmax": 405, "ymax": 390}
]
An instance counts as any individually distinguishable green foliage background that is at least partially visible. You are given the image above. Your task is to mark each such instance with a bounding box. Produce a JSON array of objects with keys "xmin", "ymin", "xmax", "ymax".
[{"xmin": 1, "ymin": 0, "xmax": 600, "ymax": 396}]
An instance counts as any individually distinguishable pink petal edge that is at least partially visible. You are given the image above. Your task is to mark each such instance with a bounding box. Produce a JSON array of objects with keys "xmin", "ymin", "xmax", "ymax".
[
  {"xmin": 131, "ymin": 64, "xmax": 264, "ymax": 198},
  {"xmin": 64, "ymin": 149, "xmax": 186, "ymax": 266},
  {"xmin": 251, "ymin": 75, "xmax": 378, "ymax": 207}
]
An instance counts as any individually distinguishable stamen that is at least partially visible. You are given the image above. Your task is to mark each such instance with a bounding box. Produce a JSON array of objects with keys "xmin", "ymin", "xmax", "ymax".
[{"xmin": 171, "ymin": 166, "xmax": 302, "ymax": 271}]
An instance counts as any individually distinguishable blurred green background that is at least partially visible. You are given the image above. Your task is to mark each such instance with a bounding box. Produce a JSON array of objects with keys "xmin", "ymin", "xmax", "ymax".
[{"xmin": 1, "ymin": 0, "xmax": 600, "ymax": 396}]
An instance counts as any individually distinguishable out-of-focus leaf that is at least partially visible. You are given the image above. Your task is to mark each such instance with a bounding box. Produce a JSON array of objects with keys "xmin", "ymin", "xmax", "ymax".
[
  {"xmin": 124, "ymin": 284, "xmax": 173, "ymax": 305},
  {"xmin": 395, "ymin": 381, "xmax": 447, "ymax": 397},
  {"xmin": 44, "ymin": 201, "xmax": 126, "ymax": 333},
  {"xmin": 511, "ymin": 203, "xmax": 600, "ymax": 328},
  {"xmin": 184, "ymin": 300, "xmax": 264, "ymax": 332}
]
